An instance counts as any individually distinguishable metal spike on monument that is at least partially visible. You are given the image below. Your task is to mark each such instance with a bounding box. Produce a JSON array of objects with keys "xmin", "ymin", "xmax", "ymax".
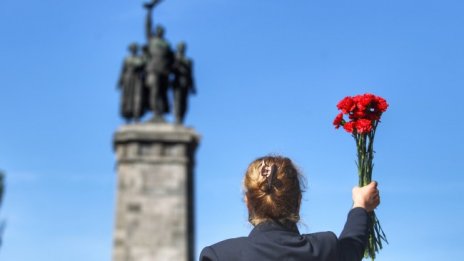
[{"xmin": 113, "ymin": 1, "xmax": 199, "ymax": 260}]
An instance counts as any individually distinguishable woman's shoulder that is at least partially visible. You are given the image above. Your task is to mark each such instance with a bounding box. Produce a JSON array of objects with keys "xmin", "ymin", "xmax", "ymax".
[
  {"xmin": 209, "ymin": 236, "xmax": 249, "ymax": 248},
  {"xmin": 303, "ymin": 231, "xmax": 337, "ymax": 240},
  {"xmin": 200, "ymin": 237, "xmax": 249, "ymax": 261},
  {"xmin": 303, "ymin": 231, "xmax": 338, "ymax": 246},
  {"xmin": 301, "ymin": 231, "xmax": 338, "ymax": 259}
]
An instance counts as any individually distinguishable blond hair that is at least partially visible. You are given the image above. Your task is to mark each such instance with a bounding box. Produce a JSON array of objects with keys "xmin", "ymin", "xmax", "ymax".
[{"xmin": 244, "ymin": 156, "xmax": 304, "ymax": 226}]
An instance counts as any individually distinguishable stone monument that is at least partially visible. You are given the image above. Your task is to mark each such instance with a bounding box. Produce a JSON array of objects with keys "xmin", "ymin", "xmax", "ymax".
[
  {"xmin": 113, "ymin": 1, "xmax": 199, "ymax": 260},
  {"xmin": 113, "ymin": 124, "xmax": 199, "ymax": 261}
]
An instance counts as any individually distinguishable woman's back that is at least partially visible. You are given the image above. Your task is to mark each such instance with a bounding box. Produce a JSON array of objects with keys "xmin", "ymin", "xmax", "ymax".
[
  {"xmin": 200, "ymin": 156, "xmax": 378, "ymax": 261},
  {"xmin": 200, "ymin": 208, "xmax": 368, "ymax": 261}
]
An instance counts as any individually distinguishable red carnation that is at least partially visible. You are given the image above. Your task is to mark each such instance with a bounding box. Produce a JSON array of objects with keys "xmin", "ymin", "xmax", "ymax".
[
  {"xmin": 333, "ymin": 93, "xmax": 389, "ymax": 260},
  {"xmin": 354, "ymin": 93, "xmax": 375, "ymax": 112},
  {"xmin": 337, "ymin": 96, "xmax": 355, "ymax": 114},
  {"xmin": 355, "ymin": 119, "xmax": 373, "ymax": 134},
  {"xmin": 343, "ymin": 121, "xmax": 355, "ymax": 133},
  {"xmin": 366, "ymin": 112, "xmax": 381, "ymax": 121},
  {"xmin": 333, "ymin": 113, "xmax": 344, "ymax": 129},
  {"xmin": 375, "ymin": 96, "xmax": 389, "ymax": 112},
  {"xmin": 350, "ymin": 110, "xmax": 367, "ymax": 120}
]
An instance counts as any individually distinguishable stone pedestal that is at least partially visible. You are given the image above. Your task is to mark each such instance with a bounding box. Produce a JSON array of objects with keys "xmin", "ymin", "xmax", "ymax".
[{"xmin": 112, "ymin": 123, "xmax": 199, "ymax": 261}]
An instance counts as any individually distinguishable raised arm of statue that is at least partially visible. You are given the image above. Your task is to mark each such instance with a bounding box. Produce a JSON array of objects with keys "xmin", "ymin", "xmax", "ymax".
[
  {"xmin": 144, "ymin": 0, "xmax": 163, "ymax": 41},
  {"xmin": 145, "ymin": 7, "xmax": 153, "ymax": 41}
]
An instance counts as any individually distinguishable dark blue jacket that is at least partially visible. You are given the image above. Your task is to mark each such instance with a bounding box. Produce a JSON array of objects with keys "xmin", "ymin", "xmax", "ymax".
[{"xmin": 200, "ymin": 208, "xmax": 369, "ymax": 261}]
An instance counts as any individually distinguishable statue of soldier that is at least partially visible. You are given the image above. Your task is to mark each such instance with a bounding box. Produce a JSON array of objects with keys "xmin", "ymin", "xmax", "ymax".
[
  {"xmin": 144, "ymin": 0, "xmax": 173, "ymax": 122},
  {"xmin": 117, "ymin": 43, "xmax": 147, "ymax": 122},
  {"xmin": 172, "ymin": 42, "xmax": 196, "ymax": 124}
]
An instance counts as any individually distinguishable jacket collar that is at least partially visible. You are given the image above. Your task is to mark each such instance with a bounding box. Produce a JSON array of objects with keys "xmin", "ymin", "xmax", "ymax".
[{"xmin": 248, "ymin": 220, "xmax": 300, "ymax": 238}]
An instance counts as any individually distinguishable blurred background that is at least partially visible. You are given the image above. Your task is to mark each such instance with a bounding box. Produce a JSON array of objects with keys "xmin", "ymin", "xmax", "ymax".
[{"xmin": 1, "ymin": 0, "xmax": 463, "ymax": 260}]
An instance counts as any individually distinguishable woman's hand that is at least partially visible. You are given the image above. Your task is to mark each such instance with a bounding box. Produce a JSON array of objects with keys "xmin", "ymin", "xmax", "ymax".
[{"xmin": 352, "ymin": 181, "xmax": 380, "ymax": 212}]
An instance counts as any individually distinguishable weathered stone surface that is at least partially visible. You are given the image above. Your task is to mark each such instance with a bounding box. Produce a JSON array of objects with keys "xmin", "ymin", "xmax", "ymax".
[{"xmin": 113, "ymin": 123, "xmax": 199, "ymax": 261}]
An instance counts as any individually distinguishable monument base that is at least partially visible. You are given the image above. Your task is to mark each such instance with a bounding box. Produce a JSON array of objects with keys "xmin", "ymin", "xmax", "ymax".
[{"xmin": 112, "ymin": 123, "xmax": 199, "ymax": 261}]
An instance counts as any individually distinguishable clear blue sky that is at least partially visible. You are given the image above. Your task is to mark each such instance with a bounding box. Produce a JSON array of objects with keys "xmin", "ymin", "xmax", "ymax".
[{"xmin": 1, "ymin": 0, "xmax": 463, "ymax": 260}]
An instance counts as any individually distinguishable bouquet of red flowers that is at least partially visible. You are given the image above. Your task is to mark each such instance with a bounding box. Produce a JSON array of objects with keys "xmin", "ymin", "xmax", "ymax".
[{"xmin": 333, "ymin": 93, "xmax": 388, "ymax": 260}]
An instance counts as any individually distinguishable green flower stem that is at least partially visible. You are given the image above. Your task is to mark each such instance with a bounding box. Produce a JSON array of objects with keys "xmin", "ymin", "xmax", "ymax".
[{"xmin": 353, "ymin": 122, "xmax": 387, "ymax": 260}]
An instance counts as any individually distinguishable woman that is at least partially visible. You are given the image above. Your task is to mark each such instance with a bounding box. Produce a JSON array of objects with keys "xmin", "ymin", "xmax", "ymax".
[{"xmin": 200, "ymin": 156, "xmax": 380, "ymax": 261}]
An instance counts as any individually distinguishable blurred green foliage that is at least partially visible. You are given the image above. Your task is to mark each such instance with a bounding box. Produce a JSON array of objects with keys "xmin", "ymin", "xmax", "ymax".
[{"xmin": 0, "ymin": 171, "xmax": 4, "ymax": 248}]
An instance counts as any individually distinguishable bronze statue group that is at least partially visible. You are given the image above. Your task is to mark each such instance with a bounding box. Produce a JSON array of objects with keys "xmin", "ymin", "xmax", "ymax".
[{"xmin": 118, "ymin": 0, "xmax": 196, "ymax": 124}]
